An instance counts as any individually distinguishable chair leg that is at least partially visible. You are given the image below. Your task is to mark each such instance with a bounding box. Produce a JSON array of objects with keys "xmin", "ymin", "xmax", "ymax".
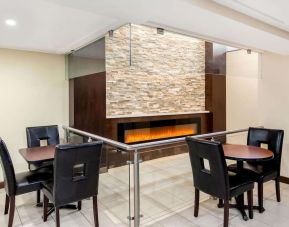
[
  {"xmin": 4, "ymin": 194, "xmax": 9, "ymax": 215},
  {"xmin": 218, "ymin": 198, "xmax": 223, "ymax": 208},
  {"xmin": 37, "ymin": 190, "xmax": 41, "ymax": 204},
  {"xmin": 258, "ymin": 182, "xmax": 264, "ymax": 213},
  {"xmin": 43, "ymin": 195, "xmax": 48, "ymax": 222},
  {"xmin": 93, "ymin": 196, "xmax": 99, "ymax": 227},
  {"xmin": 275, "ymin": 177, "xmax": 281, "ymax": 202},
  {"xmin": 247, "ymin": 190, "xmax": 253, "ymax": 219},
  {"xmin": 8, "ymin": 196, "xmax": 15, "ymax": 227},
  {"xmin": 78, "ymin": 201, "xmax": 82, "ymax": 210},
  {"xmin": 223, "ymin": 199, "xmax": 229, "ymax": 227},
  {"xmin": 55, "ymin": 207, "xmax": 60, "ymax": 227},
  {"xmin": 194, "ymin": 188, "xmax": 200, "ymax": 217}
]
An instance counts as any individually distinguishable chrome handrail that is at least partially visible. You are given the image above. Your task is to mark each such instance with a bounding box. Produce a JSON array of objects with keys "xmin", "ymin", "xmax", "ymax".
[
  {"xmin": 63, "ymin": 126, "xmax": 131, "ymax": 150},
  {"xmin": 63, "ymin": 125, "xmax": 249, "ymax": 151},
  {"xmin": 130, "ymin": 127, "xmax": 248, "ymax": 149}
]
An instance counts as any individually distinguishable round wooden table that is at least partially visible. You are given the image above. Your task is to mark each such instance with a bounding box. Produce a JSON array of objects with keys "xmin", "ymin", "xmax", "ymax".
[
  {"xmin": 221, "ymin": 144, "xmax": 274, "ymax": 220},
  {"xmin": 223, "ymin": 144, "xmax": 274, "ymax": 173},
  {"xmin": 223, "ymin": 144, "xmax": 274, "ymax": 162}
]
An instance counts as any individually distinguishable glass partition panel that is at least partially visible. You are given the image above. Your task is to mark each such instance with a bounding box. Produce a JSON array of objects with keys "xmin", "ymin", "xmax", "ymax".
[
  {"xmin": 105, "ymin": 24, "xmax": 132, "ymax": 117},
  {"xmin": 67, "ymin": 131, "xmax": 133, "ymax": 227},
  {"xmin": 226, "ymin": 49, "xmax": 260, "ymax": 79},
  {"xmin": 136, "ymin": 146, "xmax": 210, "ymax": 226},
  {"xmin": 130, "ymin": 24, "xmax": 205, "ymax": 75},
  {"xmin": 105, "ymin": 24, "xmax": 131, "ymax": 72},
  {"xmin": 226, "ymin": 131, "xmax": 248, "ymax": 144},
  {"xmin": 226, "ymin": 49, "xmax": 260, "ymax": 141},
  {"xmin": 67, "ymin": 38, "xmax": 105, "ymax": 79},
  {"xmin": 129, "ymin": 24, "xmax": 206, "ymax": 115}
]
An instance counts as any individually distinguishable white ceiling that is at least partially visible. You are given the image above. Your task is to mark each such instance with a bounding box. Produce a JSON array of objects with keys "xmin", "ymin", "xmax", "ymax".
[
  {"xmin": 1, "ymin": 0, "xmax": 289, "ymax": 55},
  {"xmin": 212, "ymin": 0, "xmax": 289, "ymax": 32},
  {"xmin": 0, "ymin": 0, "xmax": 121, "ymax": 53}
]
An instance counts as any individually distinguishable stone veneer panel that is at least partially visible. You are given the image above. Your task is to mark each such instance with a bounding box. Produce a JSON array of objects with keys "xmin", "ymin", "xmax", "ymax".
[{"xmin": 106, "ymin": 24, "xmax": 205, "ymax": 116}]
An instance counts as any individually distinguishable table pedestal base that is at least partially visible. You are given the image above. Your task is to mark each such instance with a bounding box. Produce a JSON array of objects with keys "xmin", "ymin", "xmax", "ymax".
[{"xmin": 217, "ymin": 196, "xmax": 262, "ymax": 221}]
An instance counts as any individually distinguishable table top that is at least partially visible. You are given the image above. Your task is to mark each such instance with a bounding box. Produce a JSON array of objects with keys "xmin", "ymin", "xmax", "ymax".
[
  {"xmin": 19, "ymin": 143, "xmax": 274, "ymax": 164},
  {"xmin": 19, "ymin": 145, "xmax": 56, "ymax": 164},
  {"xmin": 223, "ymin": 144, "xmax": 274, "ymax": 162}
]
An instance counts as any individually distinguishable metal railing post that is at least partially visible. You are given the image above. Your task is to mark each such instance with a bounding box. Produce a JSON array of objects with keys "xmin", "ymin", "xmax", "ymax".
[
  {"xmin": 133, "ymin": 149, "xmax": 140, "ymax": 227},
  {"xmin": 65, "ymin": 128, "xmax": 70, "ymax": 143}
]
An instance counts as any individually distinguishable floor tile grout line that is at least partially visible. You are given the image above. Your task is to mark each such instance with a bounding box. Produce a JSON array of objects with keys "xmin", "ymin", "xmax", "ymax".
[
  {"xmin": 142, "ymin": 202, "xmax": 204, "ymax": 226},
  {"xmin": 16, "ymin": 207, "xmax": 23, "ymax": 227},
  {"xmin": 80, "ymin": 210, "xmax": 94, "ymax": 227},
  {"xmin": 139, "ymin": 194, "xmax": 212, "ymax": 225}
]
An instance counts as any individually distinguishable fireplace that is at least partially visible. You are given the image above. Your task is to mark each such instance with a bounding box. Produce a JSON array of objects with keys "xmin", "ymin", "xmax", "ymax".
[{"xmin": 118, "ymin": 118, "xmax": 201, "ymax": 144}]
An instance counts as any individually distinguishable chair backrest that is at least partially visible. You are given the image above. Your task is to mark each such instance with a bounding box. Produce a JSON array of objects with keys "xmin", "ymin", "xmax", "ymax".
[
  {"xmin": 26, "ymin": 125, "xmax": 59, "ymax": 148},
  {"xmin": 0, "ymin": 138, "xmax": 17, "ymax": 196},
  {"xmin": 186, "ymin": 137, "xmax": 229, "ymax": 199},
  {"xmin": 53, "ymin": 142, "xmax": 103, "ymax": 207},
  {"xmin": 247, "ymin": 127, "xmax": 284, "ymax": 173}
]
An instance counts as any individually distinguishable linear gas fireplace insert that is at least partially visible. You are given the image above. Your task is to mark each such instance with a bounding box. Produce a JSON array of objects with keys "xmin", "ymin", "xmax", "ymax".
[{"xmin": 118, "ymin": 118, "xmax": 201, "ymax": 144}]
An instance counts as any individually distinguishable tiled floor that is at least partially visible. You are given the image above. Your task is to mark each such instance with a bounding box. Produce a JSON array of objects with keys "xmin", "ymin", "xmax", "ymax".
[{"xmin": 0, "ymin": 153, "xmax": 288, "ymax": 227}]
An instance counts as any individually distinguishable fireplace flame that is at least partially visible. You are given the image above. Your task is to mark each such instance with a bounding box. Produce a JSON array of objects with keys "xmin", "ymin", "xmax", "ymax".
[{"xmin": 125, "ymin": 124, "xmax": 197, "ymax": 144}]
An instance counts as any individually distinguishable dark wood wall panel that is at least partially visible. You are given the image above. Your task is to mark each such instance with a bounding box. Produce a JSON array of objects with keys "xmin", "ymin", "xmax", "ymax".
[
  {"xmin": 205, "ymin": 74, "xmax": 226, "ymax": 132},
  {"xmin": 205, "ymin": 42, "xmax": 226, "ymax": 75},
  {"xmin": 70, "ymin": 72, "xmax": 107, "ymax": 170},
  {"xmin": 70, "ymin": 72, "xmax": 106, "ymax": 136},
  {"xmin": 205, "ymin": 42, "xmax": 227, "ymax": 133}
]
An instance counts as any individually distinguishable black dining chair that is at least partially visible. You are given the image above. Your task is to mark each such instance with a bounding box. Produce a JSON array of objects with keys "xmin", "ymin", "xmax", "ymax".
[
  {"xmin": 0, "ymin": 138, "xmax": 52, "ymax": 227},
  {"xmin": 228, "ymin": 127, "xmax": 284, "ymax": 213},
  {"xmin": 42, "ymin": 142, "xmax": 103, "ymax": 227},
  {"xmin": 26, "ymin": 125, "xmax": 60, "ymax": 148},
  {"xmin": 186, "ymin": 137, "xmax": 254, "ymax": 227},
  {"xmin": 26, "ymin": 125, "xmax": 59, "ymax": 204}
]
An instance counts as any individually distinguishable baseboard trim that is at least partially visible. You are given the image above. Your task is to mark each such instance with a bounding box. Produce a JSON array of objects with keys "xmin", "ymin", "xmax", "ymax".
[
  {"xmin": 280, "ymin": 176, "xmax": 289, "ymax": 184},
  {"xmin": 0, "ymin": 181, "xmax": 3, "ymax": 189}
]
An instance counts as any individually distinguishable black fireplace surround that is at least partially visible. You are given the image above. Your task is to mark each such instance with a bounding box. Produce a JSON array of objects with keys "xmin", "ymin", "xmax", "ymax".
[{"xmin": 118, "ymin": 117, "xmax": 201, "ymax": 144}]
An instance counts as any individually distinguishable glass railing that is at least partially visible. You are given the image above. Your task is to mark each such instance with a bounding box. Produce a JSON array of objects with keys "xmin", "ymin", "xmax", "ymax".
[
  {"xmin": 67, "ymin": 131, "xmax": 133, "ymax": 226},
  {"xmin": 63, "ymin": 126, "xmax": 253, "ymax": 227}
]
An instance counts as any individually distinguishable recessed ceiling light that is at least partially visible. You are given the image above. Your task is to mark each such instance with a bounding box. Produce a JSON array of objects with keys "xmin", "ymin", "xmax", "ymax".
[{"xmin": 5, "ymin": 19, "xmax": 17, "ymax": 26}]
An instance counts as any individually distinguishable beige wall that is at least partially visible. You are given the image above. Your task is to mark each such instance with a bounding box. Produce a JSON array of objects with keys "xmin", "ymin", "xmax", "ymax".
[
  {"xmin": 226, "ymin": 50, "xmax": 260, "ymax": 144},
  {"xmin": 227, "ymin": 50, "xmax": 289, "ymax": 177},
  {"xmin": 0, "ymin": 49, "xmax": 68, "ymax": 180},
  {"xmin": 259, "ymin": 52, "xmax": 289, "ymax": 177},
  {"xmin": 106, "ymin": 24, "xmax": 205, "ymax": 117}
]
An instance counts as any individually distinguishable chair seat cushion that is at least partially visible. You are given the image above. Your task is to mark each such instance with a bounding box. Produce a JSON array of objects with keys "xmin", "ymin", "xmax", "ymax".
[
  {"xmin": 229, "ymin": 172, "xmax": 254, "ymax": 198},
  {"xmin": 228, "ymin": 162, "xmax": 277, "ymax": 183},
  {"xmin": 29, "ymin": 161, "xmax": 54, "ymax": 171},
  {"xmin": 15, "ymin": 171, "xmax": 53, "ymax": 195}
]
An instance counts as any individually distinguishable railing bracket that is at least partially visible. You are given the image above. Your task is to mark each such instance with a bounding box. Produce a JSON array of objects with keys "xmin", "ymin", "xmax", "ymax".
[{"xmin": 127, "ymin": 214, "xmax": 143, "ymax": 221}]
